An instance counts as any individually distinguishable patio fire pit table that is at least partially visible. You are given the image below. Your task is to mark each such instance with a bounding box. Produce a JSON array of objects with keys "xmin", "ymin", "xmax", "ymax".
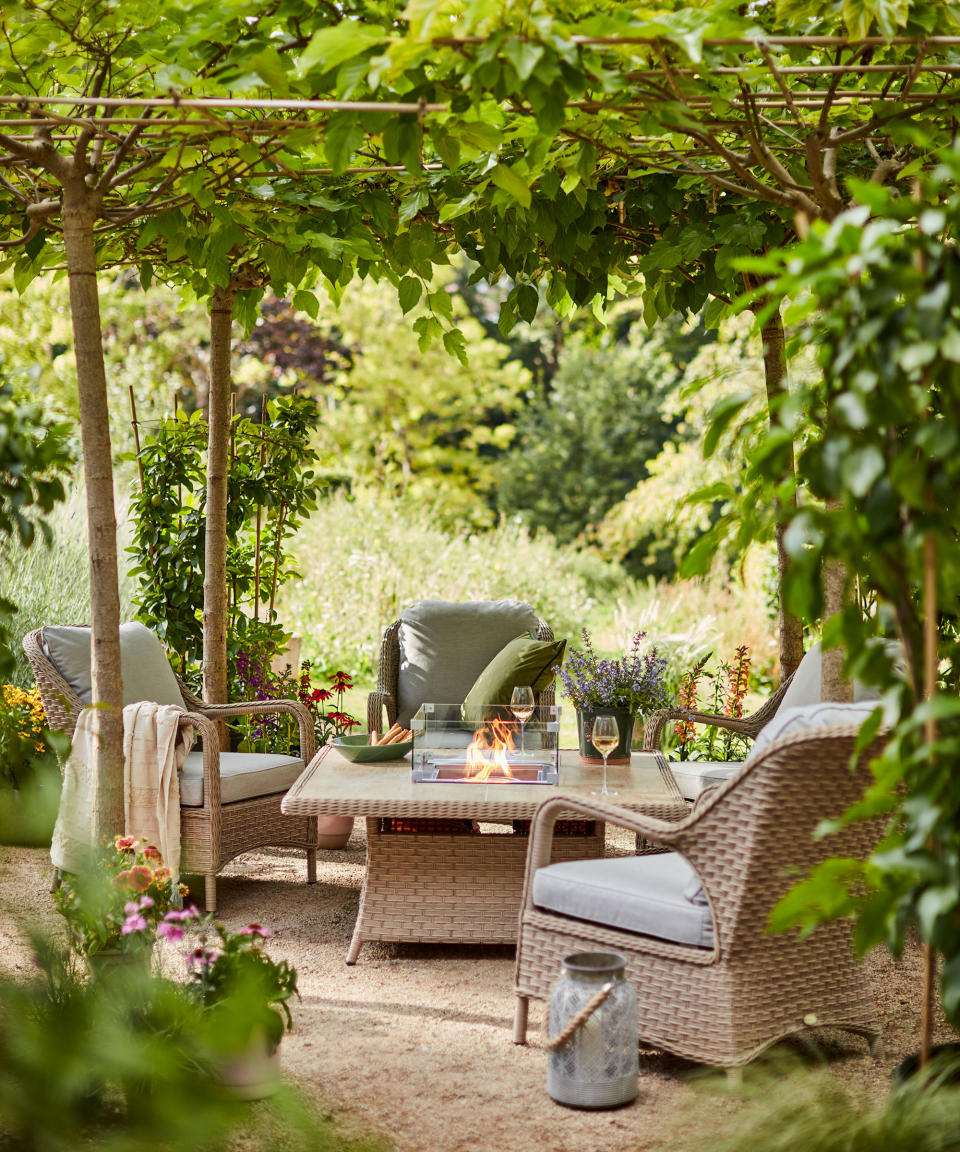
[{"xmin": 281, "ymin": 745, "xmax": 685, "ymax": 964}]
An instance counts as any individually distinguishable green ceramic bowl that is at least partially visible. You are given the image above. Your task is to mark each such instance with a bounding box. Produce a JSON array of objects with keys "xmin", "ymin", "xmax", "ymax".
[{"xmin": 332, "ymin": 734, "xmax": 414, "ymax": 763}]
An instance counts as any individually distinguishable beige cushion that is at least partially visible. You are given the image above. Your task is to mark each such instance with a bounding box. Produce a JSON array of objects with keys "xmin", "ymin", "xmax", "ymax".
[
  {"xmin": 750, "ymin": 701, "xmax": 881, "ymax": 761},
  {"xmin": 533, "ymin": 851, "xmax": 714, "ymax": 949},
  {"xmin": 179, "ymin": 751, "xmax": 305, "ymax": 807},
  {"xmin": 776, "ymin": 642, "xmax": 882, "ymax": 715},
  {"xmin": 43, "ymin": 622, "xmax": 184, "ymax": 708},
  {"xmin": 396, "ymin": 599, "xmax": 539, "ymax": 727}
]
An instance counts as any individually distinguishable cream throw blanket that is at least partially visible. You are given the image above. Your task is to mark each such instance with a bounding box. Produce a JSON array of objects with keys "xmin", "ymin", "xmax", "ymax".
[{"xmin": 50, "ymin": 702, "xmax": 192, "ymax": 877}]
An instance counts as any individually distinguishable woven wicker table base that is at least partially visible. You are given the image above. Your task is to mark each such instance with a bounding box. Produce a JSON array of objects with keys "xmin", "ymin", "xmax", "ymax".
[
  {"xmin": 281, "ymin": 745, "xmax": 685, "ymax": 964},
  {"xmin": 347, "ymin": 819, "xmax": 605, "ymax": 962}
]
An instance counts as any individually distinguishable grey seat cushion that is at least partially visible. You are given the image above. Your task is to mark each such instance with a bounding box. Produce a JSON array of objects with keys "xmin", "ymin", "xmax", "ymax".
[
  {"xmin": 396, "ymin": 599, "xmax": 539, "ymax": 726},
  {"xmin": 668, "ymin": 760, "xmax": 740, "ymax": 802},
  {"xmin": 180, "ymin": 751, "xmax": 305, "ymax": 807},
  {"xmin": 43, "ymin": 622, "xmax": 184, "ymax": 708},
  {"xmin": 532, "ymin": 851, "xmax": 714, "ymax": 949}
]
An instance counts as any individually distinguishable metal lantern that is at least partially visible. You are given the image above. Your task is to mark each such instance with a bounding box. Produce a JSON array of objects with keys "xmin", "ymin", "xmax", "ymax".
[{"xmin": 547, "ymin": 951, "xmax": 638, "ymax": 1109}]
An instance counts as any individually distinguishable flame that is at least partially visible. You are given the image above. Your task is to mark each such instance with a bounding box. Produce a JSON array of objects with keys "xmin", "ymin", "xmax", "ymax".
[{"xmin": 464, "ymin": 715, "xmax": 517, "ymax": 781}]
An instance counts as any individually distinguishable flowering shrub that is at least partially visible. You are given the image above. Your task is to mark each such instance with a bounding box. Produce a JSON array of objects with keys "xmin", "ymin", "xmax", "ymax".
[
  {"xmin": 230, "ymin": 650, "xmax": 359, "ymax": 753},
  {"xmin": 52, "ymin": 836, "xmax": 189, "ymax": 957},
  {"xmin": 672, "ymin": 645, "xmax": 752, "ymax": 762},
  {"xmin": 295, "ymin": 661, "xmax": 360, "ymax": 745},
  {"xmin": 183, "ymin": 917, "xmax": 298, "ymax": 1048},
  {"xmin": 557, "ymin": 629, "xmax": 668, "ymax": 715},
  {"xmin": 0, "ymin": 684, "xmax": 54, "ymax": 787}
]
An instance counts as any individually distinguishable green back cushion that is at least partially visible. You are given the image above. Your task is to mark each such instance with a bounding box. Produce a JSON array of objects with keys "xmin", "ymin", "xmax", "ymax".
[
  {"xmin": 461, "ymin": 632, "xmax": 566, "ymax": 725},
  {"xmin": 395, "ymin": 599, "xmax": 540, "ymax": 726}
]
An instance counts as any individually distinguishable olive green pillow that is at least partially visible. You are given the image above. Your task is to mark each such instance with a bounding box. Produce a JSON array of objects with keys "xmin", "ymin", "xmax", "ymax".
[{"xmin": 461, "ymin": 632, "xmax": 566, "ymax": 725}]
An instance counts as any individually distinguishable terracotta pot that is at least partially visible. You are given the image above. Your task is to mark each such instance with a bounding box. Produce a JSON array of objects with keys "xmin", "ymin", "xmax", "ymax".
[
  {"xmin": 211, "ymin": 1031, "xmax": 282, "ymax": 1100},
  {"xmin": 317, "ymin": 815, "xmax": 354, "ymax": 849},
  {"xmin": 576, "ymin": 709, "xmax": 636, "ymax": 765}
]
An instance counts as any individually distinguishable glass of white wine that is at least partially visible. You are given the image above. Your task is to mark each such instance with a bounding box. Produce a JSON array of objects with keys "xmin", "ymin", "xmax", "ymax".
[
  {"xmin": 591, "ymin": 715, "xmax": 620, "ymax": 796},
  {"xmin": 510, "ymin": 685, "xmax": 535, "ymax": 757}
]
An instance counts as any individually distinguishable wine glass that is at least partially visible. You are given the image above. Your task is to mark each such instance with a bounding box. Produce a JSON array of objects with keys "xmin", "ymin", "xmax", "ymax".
[
  {"xmin": 591, "ymin": 715, "xmax": 620, "ymax": 796},
  {"xmin": 510, "ymin": 685, "xmax": 535, "ymax": 757}
]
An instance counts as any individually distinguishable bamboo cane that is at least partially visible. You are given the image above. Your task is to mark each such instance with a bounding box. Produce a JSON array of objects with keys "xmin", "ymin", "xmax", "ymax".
[
  {"xmin": 269, "ymin": 501, "xmax": 286, "ymax": 616},
  {"xmin": 253, "ymin": 393, "xmax": 267, "ymax": 620},
  {"xmin": 920, "ymin": 529, "xmax": 938, "ymax": 1068}
]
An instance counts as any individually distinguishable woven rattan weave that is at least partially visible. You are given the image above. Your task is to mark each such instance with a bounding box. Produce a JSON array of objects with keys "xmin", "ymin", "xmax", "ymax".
[
  {"xmin": 282, "ymin": 745, "xmax": 685, "ymax": 963},
  {"xmin": 23, "ymin": 627, "xmax": 317, "ymax": 912},
  {"xmin": 514, "ymin": 723, "xmax": 885, "ymax": 1068}
]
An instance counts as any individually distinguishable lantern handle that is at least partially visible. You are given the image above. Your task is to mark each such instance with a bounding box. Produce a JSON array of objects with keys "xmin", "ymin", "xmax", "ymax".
[{"xmin": 545, "ymin": 981, "xmax": 614, "ymax": 1049}]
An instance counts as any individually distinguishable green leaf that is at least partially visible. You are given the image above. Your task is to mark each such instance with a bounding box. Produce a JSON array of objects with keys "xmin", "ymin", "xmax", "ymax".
[
  {"xmin": 398, "ymin": 188, "xmax": 429, "ymax": 224},
  {"xmin": 503, "ymin": 38, "xmax": 543, "ymax": 81},
  {"xmin": 516, "ymin": 283, "xmax": 539, "ymax": 324},
  {"xmin": 398, "ymin": 276, "xmax": 422, "ymax": 314},
  {"xmin": 491, "ymin": 164, "xmax": 531, "ymax": 208},
  {"xmin": 299, "ymin": 22, "xmax": 387, "ymax": 74},
  {"xmin": 703, "ymin": 393, "xmax": 752, "ymax": 458},
  {"xmin": 841, "ymin": 445, "xmax": 885, "ymax": 498},
  {"xmin": 292, "ymin": 290, "xmax": 319, "ymax": 320},
  {"xmin": 324, "ymin": 113, "xmax": 364, "ymax": 174},
  {"xmin": 442, "ymin": 328, "xmax": 468, "ymax": 366}
]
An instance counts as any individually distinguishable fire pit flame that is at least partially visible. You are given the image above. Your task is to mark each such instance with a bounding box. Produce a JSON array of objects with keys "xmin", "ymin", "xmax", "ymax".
[{"xmin": 464, "ymin": 715, "xmax": 517, "ymax": 782}]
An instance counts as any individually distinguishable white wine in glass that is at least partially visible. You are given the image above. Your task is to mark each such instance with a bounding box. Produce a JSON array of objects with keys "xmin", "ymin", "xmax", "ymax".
[
  {"xmin": 591, "ymin": 715, "xmax": 620, "ymax": 796},
  {"xmin": 510, "ymin": 685, "xmax": 535, "ymax": 756}
]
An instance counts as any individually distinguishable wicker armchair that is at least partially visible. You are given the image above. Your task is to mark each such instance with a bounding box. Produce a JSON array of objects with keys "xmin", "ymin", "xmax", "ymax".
[
  {"xmin": 24, "ymin": 625, "xmax": 317, "ymax": 912},
  {"xmin": 367, "ymin": 599, "xmax": 556, "ymax": 733},
  {"xmin": 514, "ymin": 715, "xmax": 885, "ymax": 1068}
]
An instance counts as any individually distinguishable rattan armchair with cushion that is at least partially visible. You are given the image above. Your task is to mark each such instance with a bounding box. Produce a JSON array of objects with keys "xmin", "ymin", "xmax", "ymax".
[
  {"xmin": 367, "ymin": 598, "xmax": 557, "ymax": 733},
  {"xmin": 24, "ymin": 623, "xmax": 317, "ymax": 912},
  {"xmin": 514, "ymin": 703, "xmax": 885, "ymax": 1068}
]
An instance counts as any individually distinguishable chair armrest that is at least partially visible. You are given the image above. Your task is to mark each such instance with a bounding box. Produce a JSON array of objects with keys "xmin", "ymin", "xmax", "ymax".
[
  {"xmin": 643, "ymin": 696, "xmax": 787, "ymax": 752},
  {"xmin": 193, "ymin": 698, "xmax": 316, "ymax": 763},
  {"xmin": 367, "ymin": 690, "xmax": 396, "ymax": 733},
  {"xmin": 176, "ymin": 711, "xmax": 222, "ymax": 811}
]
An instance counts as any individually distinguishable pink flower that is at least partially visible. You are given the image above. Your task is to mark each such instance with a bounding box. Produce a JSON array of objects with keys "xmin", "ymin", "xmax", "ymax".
[
  {"xmin": 238, "ymin": 924, "xmax": 272, "ymax": 938},
  {"xmin": 138, "ymin": 895, "xmax": 154, "ymax": 910},
  {"xmin": 121, "ymin": 912, "xmax": 147, "ymax": 934},
  {"xmin": 158, "ymin": 921, "xmax": 184, "ymax": 942},
  {"xmin": 115, "ymin": 835, "xmax": 137, "ymax": 851}
]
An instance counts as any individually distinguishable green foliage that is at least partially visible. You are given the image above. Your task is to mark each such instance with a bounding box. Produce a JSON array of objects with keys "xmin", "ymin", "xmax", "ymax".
[
  {"xmin": 713, "ymin": 1060, "xmax": 960, "ymax": 1152},
  {"xmin": 0, "ymin": 934, "xmax": 244, "ymax": 1152},
  {"xmin": 126, "ymin": 395, "xmax": 323, "ymax": 688},
  {"xmin": 186, "ymin": 919, "xmax": 299, "ymax": 1050},
  {"xmin": 277, "ymin": 484, "xmax": 627, "ymax": 679},
  {"xmin": 309, "ymin": 276, "xmax": 530, "ymax": 530},
  {"xmin": 0, "ymin": 377, "xmax": 73, "ymax": 678},
  {"xmin": 732, "ymin": 142, "xmax": 960, "ymax": 1023},
  {"xmin": 496, "ymin": 316, "xmax": 680, "ymax": 546}
]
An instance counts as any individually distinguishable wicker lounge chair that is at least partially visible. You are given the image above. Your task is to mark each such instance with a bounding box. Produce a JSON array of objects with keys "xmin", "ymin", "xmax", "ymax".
[
  {"xmin": 514, "ymin": 704, "xmax": 885, "ymax": 1068},
  {"xmin": 367, "ymin": 598, "xmax": 556, "ymax": 733},
  {"xmin": 24, "ymin": 623, "xmax": 317, "ymax": 912}
]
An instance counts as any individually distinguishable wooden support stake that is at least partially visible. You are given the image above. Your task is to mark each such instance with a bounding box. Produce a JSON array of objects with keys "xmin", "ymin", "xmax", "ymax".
[
  {"xmin": 269, "ymin": 501, "xmax": 286, "ymax": 615},
  {"xmin": 920, "ymin": 529, "xmax": 938, "ymax": 1069},
  {"xmin": 253, "ymin": 393, "xmax": 267, "ymax": 620}
]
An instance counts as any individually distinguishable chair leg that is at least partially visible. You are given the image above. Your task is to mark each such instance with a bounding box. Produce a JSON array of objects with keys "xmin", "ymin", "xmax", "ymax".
[
  {"xmin": 513, "ymin": 995, "xmax": 530, "ymax": 1044},
  {"xmin": 725, "ymin": 1066, "xmax": 743, "ymax": 1089},
  {"xmin": 204, "ymin": 873, "xmax": 217, "ymax": 913},
  {"xmin": 306, "ymin": 848, "xmax": 317, "ymax": 884},
  {"xmin": 869, "ymin": 1034, "xmax": 883, "ymax": 1059}
]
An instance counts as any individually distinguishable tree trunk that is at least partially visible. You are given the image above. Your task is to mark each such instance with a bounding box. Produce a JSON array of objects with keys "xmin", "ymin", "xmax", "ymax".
[
  {"xmin": 759, "ymin": 306, "xmax": 805, "ymax": 680},
  {"xmin": 820, "ymin": 501, "xmax": 854, "ymax": 702},
  {"xmin": 61, "ymin": 177, "xmax": 125, "ymax": 838},
  {"xmin": 202, "ymin": 284, "xmax": 235, "ymax": 712}
]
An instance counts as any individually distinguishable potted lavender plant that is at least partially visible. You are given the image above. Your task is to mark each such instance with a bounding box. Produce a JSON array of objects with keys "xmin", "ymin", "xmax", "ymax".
[{"xmin": 557, "ymin": 630, "xmax": 668, "ymax": 763}]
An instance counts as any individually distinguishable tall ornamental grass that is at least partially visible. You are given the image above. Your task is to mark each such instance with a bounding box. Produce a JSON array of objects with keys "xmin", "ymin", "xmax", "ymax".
[
  {"xmin": 0, "ymin": 485, "xmax": 135, "ymax": 688},
  {"xmin": 277, "ymin": 486, "xmax": 625, "ymax": 679}
]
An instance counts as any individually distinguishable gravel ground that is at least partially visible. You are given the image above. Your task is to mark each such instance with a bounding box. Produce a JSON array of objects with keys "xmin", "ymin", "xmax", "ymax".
[{"xmin": 1, "ymin": 825, "xmax": 956, "ymax": 1152}]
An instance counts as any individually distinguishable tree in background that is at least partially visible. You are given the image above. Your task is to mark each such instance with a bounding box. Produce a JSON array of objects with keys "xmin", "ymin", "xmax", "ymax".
[{"xmin": 496, "ymin": 311, "xmax": 681, "ymax": 549}]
